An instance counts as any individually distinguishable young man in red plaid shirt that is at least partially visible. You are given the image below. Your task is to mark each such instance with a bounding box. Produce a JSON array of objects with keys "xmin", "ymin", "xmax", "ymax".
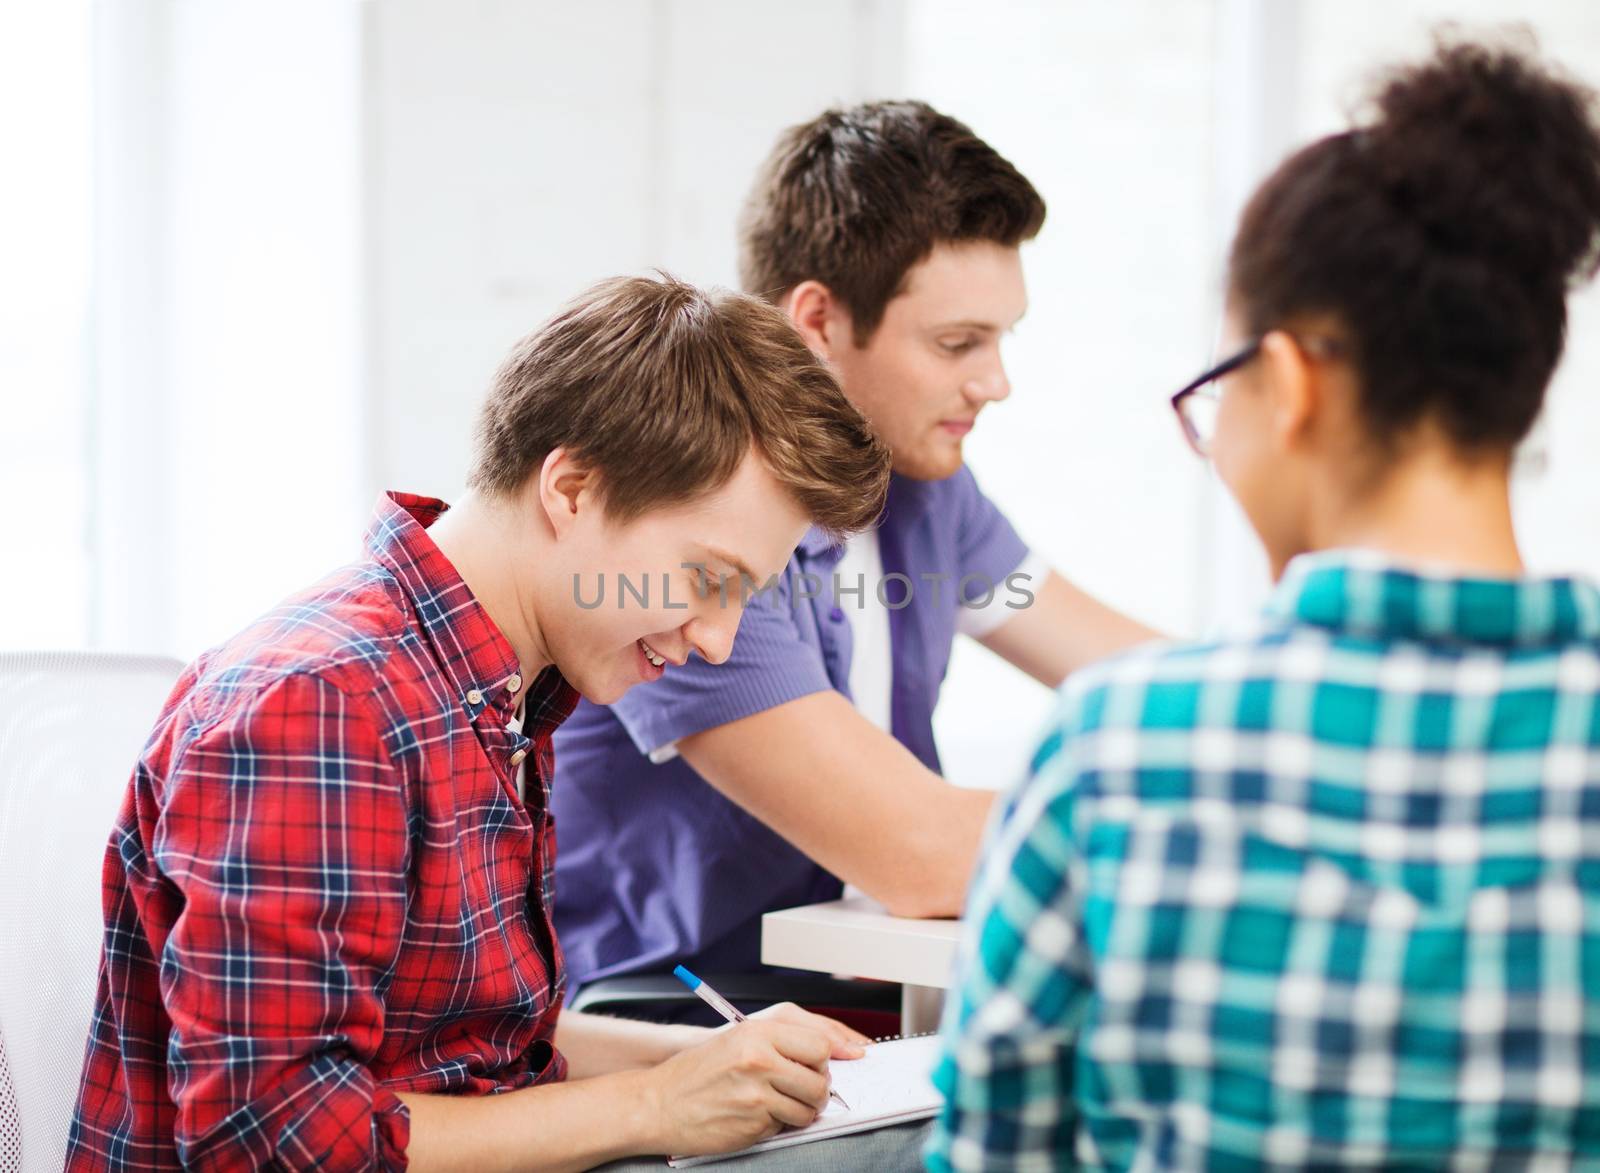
[{"xmin": 67, "ymin": 275, "xmax": 903, "ymax": 1171}]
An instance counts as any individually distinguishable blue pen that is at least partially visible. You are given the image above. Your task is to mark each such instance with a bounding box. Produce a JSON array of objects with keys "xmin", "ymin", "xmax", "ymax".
[{"xmin": 673, "ymin": 965, "xmax": 850, "ymax": 1111}]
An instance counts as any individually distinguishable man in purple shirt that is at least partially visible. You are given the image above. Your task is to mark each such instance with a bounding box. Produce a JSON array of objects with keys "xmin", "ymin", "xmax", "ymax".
[{"xmin": 553, "ymin": 101, "xmax": 1156, "ymax": 992}]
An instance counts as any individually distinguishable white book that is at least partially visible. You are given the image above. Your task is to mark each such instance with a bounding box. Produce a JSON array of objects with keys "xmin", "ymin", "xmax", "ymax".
[{"xmin": 667, "ymin": 1034, "xmax": 941, "ymax": 1168}]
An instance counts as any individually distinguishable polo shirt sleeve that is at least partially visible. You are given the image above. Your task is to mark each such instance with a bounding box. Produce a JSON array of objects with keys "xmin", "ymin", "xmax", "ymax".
[
  {"xmin": 608, "ymin": 566, "xmax": 834, "ymax": 757},
  {"xmin": 952, "ymin": 467, "xmax": 1037, "ymax": 638}
]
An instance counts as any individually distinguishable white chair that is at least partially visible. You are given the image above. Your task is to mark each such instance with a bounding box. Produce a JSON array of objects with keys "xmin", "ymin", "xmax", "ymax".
[{"xmin": 0, "ymin": 652, "xmax": 184, "ymax": 1173}]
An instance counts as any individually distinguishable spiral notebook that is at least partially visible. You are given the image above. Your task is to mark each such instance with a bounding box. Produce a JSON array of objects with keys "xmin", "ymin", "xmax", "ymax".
[{"xmin": 667, "ymin": 1033, "xmax": 942, "ymax": 1168}]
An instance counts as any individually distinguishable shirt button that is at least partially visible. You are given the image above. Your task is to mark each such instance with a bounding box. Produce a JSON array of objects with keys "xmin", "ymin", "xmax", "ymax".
[
  {"xmin": 466, "ymin": 688, "xmax": 484, "ymax": 706},
  {"xmin": 509, "ymin": 748, "xmax": 528, "ymax": 767},
  {"xmin": 829, "ymin": 607, "xmax": 845, "ymax": 622},
  {"xmin": 506, "ymin": 673, "xmax": 523, "ymax": 694}
]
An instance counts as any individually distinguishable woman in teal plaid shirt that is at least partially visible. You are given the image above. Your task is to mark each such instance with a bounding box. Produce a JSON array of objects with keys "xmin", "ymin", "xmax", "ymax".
[{"xmin": 930, "ymin": 38, "xmax": 1600, "ymax": 1171}]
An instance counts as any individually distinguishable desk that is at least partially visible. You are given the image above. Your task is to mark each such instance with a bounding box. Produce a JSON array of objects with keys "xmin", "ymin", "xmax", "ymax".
[{"xmin": 760, "ymin": 896, "xmax": 964, "ymax": 1034}]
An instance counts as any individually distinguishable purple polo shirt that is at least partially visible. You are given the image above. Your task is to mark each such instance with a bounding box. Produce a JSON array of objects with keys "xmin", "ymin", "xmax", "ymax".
[{"xmin": 550, "ymin": 468, "xmax": 1030, "ymax": 988}]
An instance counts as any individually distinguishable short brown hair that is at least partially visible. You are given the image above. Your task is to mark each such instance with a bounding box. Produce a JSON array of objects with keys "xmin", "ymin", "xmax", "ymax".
[
  {"xmin": 468, "ymin": 272, "xmax": 890, "ymax": 536},
  {"xmin": 738, "ymin": 100, "xmax": 1047, "ymax": 342}
]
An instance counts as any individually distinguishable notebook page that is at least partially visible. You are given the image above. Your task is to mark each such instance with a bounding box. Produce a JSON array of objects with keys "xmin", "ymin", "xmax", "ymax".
[
  {"xmin": 667, "ymin": 1035, "xmax": 941, "ymax": 1168},
  {"xmin": 825, "ymin": 1034, "xmax": 940, "ymax": 1122}
]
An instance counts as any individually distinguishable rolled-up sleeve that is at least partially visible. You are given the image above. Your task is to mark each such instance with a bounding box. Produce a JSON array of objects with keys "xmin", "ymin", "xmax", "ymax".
[
  {"xmin": 954, "ymin": 467, "xmax": 1030, "ymax": 591},
  {"xmin": 151, "ymin": 672, "xmax": 411, "ymax": 1170},
  {"xmin": 949, "ymin": 468, "xmax": 1035, "ymax": 638}
]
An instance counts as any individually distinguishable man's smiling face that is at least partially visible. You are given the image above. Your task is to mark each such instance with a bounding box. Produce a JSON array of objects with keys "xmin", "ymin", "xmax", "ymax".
[{"xmin": 540, "ymin": 449, "xmax": 811, "ymax": 706}]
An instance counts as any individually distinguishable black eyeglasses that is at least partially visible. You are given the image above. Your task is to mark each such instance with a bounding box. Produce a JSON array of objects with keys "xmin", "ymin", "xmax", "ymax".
[
  {"xmin": 1170, "ymin": 333, "xmax": 1350, "ymax": 457},
  {"xmin": 1169, "ymin": 338, "xmax": 1261, "ymax": 458}
]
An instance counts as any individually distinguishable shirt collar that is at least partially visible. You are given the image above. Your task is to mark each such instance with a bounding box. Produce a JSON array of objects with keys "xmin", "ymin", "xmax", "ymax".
[
  {"xmin": 1268, "ymin": 548, "xmax": 1600, "ymax": 648},
  {"xmin": 796, "ymin": 472, "xmax": 929, "ymax": 557},
  {"xmin": 364, "ymin": 491, "xmax": 577, "ymax": 728},
  {"xmin": 796, "ymin": 525, "xmax": 835, "ymax": 557}
]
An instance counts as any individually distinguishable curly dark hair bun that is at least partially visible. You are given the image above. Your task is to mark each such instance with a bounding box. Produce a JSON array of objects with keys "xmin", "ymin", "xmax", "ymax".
[
  {"xmin": 1366, "ymin": 40, "xmax": 1600, "ymax": 289},
  {"xmin": 1230, "ymin": 34, "xmax": 1600, "ymax": 453}
]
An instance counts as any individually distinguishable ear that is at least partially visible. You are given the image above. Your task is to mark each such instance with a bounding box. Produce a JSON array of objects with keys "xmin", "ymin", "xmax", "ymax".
[
  {"xmin": 781, "ymin": 280, "xmax": 854, "ymax": 363},
  {"xmin": 535, "ymin": 447, "xmax": 594, "ymax": 540},
  {"xmin": 1257, "ymin": 330, "xmax": 1319, "ymax": 452}
]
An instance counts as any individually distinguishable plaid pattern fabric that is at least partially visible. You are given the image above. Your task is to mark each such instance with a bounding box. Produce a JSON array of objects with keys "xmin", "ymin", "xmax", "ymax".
[
  {"xmin": 67, "ymin": 492, "xmax": 578, "ymax": 1171},
  {"xmin": 928, "ymin": 550, "xmax": 1600, "ymax": 1170}
]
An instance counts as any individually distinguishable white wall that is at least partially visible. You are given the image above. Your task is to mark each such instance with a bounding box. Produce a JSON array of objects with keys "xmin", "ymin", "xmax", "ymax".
[
  {"xmin": 79, "ymin": 0, "xmax": 907, "ymax": 658},
  {"xmin": 362, "ymin": 0, "xmax": 909, "ymax": 501},
  {"xmin": 1, "ymin": 1, "xmax": 93, "ymax": 649},
  {"xmin": 89, "ymin": 0, "xmax": 365, "ymax": 656},
  {"xmin": 914, "ymin": 1, "xmax": 1225, "ymax": 787}
]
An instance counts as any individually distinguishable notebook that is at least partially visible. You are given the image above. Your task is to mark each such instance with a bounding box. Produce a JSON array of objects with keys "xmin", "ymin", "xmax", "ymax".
[{"xmin": 666, "ymin": 1033, "xmax": 941, "ymax": 1168}]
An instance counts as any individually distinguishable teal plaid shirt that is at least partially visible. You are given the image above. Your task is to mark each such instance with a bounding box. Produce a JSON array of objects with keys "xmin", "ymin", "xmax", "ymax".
[{"xmin": 928, "ymin": 551, "xmax": 1600, "ymax": 1170}]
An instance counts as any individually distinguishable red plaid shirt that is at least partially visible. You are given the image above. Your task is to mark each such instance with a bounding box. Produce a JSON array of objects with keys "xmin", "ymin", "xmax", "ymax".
[{"xmin": 68, "ymin": 493, "xmax": 578, "ymax": 1170}]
